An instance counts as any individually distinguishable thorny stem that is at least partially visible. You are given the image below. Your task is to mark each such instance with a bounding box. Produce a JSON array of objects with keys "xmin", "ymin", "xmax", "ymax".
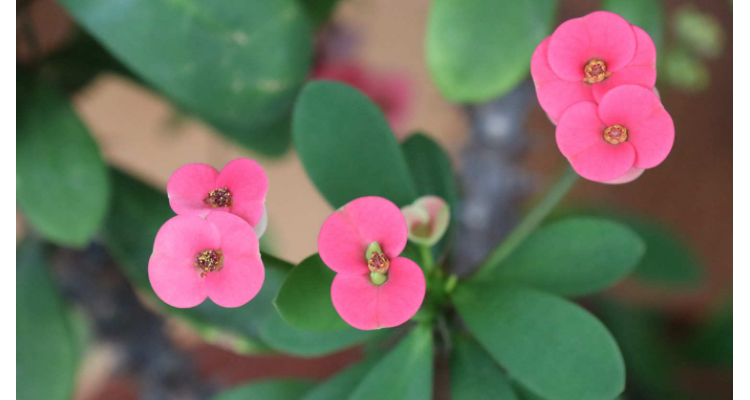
[{"xmin": 474, "ymin": 165, "xmax": 579, "ymax": 279}]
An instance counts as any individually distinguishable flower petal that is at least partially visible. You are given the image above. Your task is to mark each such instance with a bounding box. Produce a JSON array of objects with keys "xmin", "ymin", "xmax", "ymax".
[
  {"xmin": 152, "ymin": 215, "xmax": 219, "ymax": 261},
  {"xmin": 569, "ymin": 141, "xmax": 636, "ymax": 183},
  {"xmin": 167, "ymin": 163, "xmax": 219, "ymax": 216},
  {"xmin": 591, "ymin": 26, "xmax": 657, "ymax": 102},
  {"xmin": 206, "ymin": 211, "xmax": 260, "ymax": 259},
  {"xmin": 556, "ymin": 102, "xmax": 607, "ymax": 158},
  {"xmin": 318, "ymin": 196, "xmax": 408, "ymax": 274},
  {"xmin": 531, "ymin": 37, "xmax": 595, "ymax": 123},
  {"xmin": 597, "ymin": 84, "xmax": 663, "ymax": 127},
  {"xmin": 216, "ymin": 158, "xmax": 268, "ymax": 226},
  {"xmin": 148, "ymin": 254, "xmax": 207, "ymax": 308},
  {"xmin": 254, "ymin": 206, "xmax": 268, "ymax": 239},
  {"xmin": 604, "ymin": 167, "xmax": 645, "ymax": 185},
  {"xmin": 548, "ymin": 11, "xmax": 637, "ymax": 81},
  {"xmin": 206, "ymin": 256, "xmax": 265, "ymax": 308},
  {"xmin": 331, "ymin": 257, "xmax": 426, "ymax": 330},
  {"xmin": 628, "ymin": 108, "xmax": 675, "ymax": 169}
]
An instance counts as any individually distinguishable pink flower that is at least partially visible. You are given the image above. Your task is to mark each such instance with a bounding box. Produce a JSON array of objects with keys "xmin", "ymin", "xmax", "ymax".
[
  {"xmin": 401, "ymin": 196, "xmax": 450, "ymax": 246},
  {"xmin": 167, "ymin": 158, "xmax": 268, "ymax": 233},
  {"xmin": 312, "ymin": 62, "xmax": 412, "ymax": 136},
  {"xmin": 318, "ymin": 196, "xmax": 426, "ymax": 330},
  {"xmin": 531, "ymin": 11, "xmax": 657, "ymax": 123},
  {"xmin": 556, "ymin": 85, "xmax": 674, "ymax": 183},
  {"xmin": 148, "ymin": 212, "xmax": 264, "ymax": 308}
]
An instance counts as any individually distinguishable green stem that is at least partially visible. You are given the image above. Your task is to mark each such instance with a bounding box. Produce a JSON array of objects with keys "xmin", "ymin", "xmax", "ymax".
[
  {"xmin": 419, "ymin": 244, "xmax": 435, "ymax": 275},
  {"xmin": 475, "ymin": 165, "xmax": 579, "ymax": 279}
]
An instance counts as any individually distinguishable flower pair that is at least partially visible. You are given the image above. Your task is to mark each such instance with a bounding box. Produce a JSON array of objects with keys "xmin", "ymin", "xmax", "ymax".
[
  {"xmin": 149, "ymin": 159, "xmax": 268, "ymax": 308},
  {"xmin": 531, "ymin": 11, "xmax": 675, "ymax": 183}
]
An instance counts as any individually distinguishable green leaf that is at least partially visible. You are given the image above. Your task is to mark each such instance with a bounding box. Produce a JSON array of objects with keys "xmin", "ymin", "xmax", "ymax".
[
  {"xmin": 293, "ymin": 81, "xmax": 418, "ymax": 208},
  {"xmin": 275, "ymin": 254, "xmax": 349, "ymax": 331},
  {"xmin": 598, "ymin": 301, "xmax": 682, "ymax": 399},
  {"xmin": 40, "ymin": 30, "xmax": 140, "ymax": 93},
  {"xmin": 299, "ymin": 0, "xmax": 340, "ymax": 26},
  {"xmin": 212, "ymin": 380, "xmax": 313, "ymax": 400},
  {"xmin": 301, "ymin": 359, "xmax": 377, "ymax": 400},
  {"xmin": 103, "ymin": 169, "xmax": 292, "ymax": 345},
  {"xmin": 17, "ymin": 240, "xmax": 80, "ymax": 400},
  {"xmin": 17, "ymin": 77, "xmax": 109, "ymax": 247},
  {"xmin": 688, "ymin": 299, "xmax": 732, "ymax": 367},
  {"xmin": 548, "ymin": 208, "xmax": 703, "ymax": 287},
  {"xmin": 603, "ymin": 0, "xmax": 665, "ymax": 49},
  {"xmin": 58, "ymin": 0, "xmax": 312, "ymax": 154},
  {"xmin": 426, "ymin": 0, "xmax": 556, "ymax": 102},
  {"xmin": 451, "ymin": 334, "xmax": 519, "ymax": 400},
  {"xmin": 401, "ymin": 133, "xmax": 459, "ymax": 255},
  {"xmin": 347, "ymin": 325, "xmax": 434, "ymax": 400},
  {"xmin": 453, "ymin": 283, "xmax": 625, "ymax": 400},
  {"xmin": 485, "ymin": 217, "xmax": 645, "ymax": 296},
  {"xmin": 260, "ymin": 313, "xmax": 377, "ymax": 357}
]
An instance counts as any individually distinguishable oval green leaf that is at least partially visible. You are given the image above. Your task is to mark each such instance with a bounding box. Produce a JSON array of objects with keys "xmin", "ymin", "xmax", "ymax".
[
  {"xmin": 293, "ymin": 81, "xmax": 418, "ymax": 208},
  {"xmin": 103, "ymin": 169, "xmax": 291, "ymax": 345},
  {"xmin": 275, "ymin": 253, "xmax": 349, "ymax": 331},
  {"xmin": 347, "ymin": 325, "xmax": 434, "ymax": 400},
  {"xmin": 212, "ymin": 380, "xmax": 313, "ymax": 400},
  {"xmin": 17, "ymin": 78, "xmax": 109, "ymax": 247},
  {"xmin": 58, "ymin": 0, "xmax": 312, "ymax": 152},
  {"xmin": 453, "ymin": 283, "xmax": 625, "ymax": 400},
  {"xmin": 451, "ymin": 334, "xmax": 518, "ymax": 400},
  {"xmin": 426, "ymin": 0, "xmax": 556, "ymax": 102},
  {"xmin": 17, "ymin": 240, "xmax": 80, "ymax": 400},
  {"xmin": 603, "ymin": 0, "xmax": 665, "ymax": 49},
  {"xmin": 260, "ymin": 313, "xmax": 377, "ymax": 358},
  {"xmin": 485, "ymin": 217, "xmax": 645, "ymax": 296}
]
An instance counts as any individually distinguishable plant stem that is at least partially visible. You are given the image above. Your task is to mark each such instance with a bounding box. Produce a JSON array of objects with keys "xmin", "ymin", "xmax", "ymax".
[
  {"xmin": 419, "ymin": 244, "xmax": 435, "ymax": 275},
  {"xmin": 474, "ymin": 165, "xmax": 579, "ymax": 279}
]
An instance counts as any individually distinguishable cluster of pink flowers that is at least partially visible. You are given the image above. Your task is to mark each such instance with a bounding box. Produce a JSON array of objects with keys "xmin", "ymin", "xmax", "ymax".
[
  {"xmin": 531, "ymin": 11, "xmax": 675, "ymax": 183},
  {"xmin": 149, "ymin": 159, "xmax": 268, "ymax": 308}
]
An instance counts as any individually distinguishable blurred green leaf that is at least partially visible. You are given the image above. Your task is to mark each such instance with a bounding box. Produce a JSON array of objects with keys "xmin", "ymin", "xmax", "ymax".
[
  {"xmin": 603, "ymin": 0, "xmax": 665, "ymax": 49},
  {"xmin": 212, "ymin": 380, "xmax": 313, "ymax": 400},
  {"xmin": 260, "ymin": 313, "xmax": 376, "ymax": 357},
  {"xmin": 347, "ymin": 325, "xmax": 434, "ymax": 400},
  {"xmin": 17, "ymin": 240, "xmax": 80, "ymax": 400},
  {"xmin": 663, "ymin": 49, "xmax": 710, "ymax": 91},
  {"xmin": 401, "ymin": 133, "xmax": 459, "ymax": 256},
  {"xmin": 598, "ymin": 300, "xmax": 682, "ymax": 399},
  {"xmin": 58, "ymin": 0, "xmax": 312, "ymax": 155},
  {"xmin": 17, "ymin": 77, "xmax": 109, "ymax": 247},
  {"xmin": 299, "ymin": 0, "xmax": 340, "ymax": 26},
  {"xmin": 301, "ymin": 359, "xmax": 377, "ymax": 400},
  {"xmin": 40, "ymin": 30, "xmax": 139, "ymax": 93},
  {"xmin": 275, "ymin": 254, "xmax": 350, "ymax": 331},
  {"xmin": 293, "ymin": 81, "xmax": 418, "ymax": 208},
  {"xmin": 451, "ymin": 334, "xmax": 519, "ymax": 400},
  {"xmin": 484, "ymin": 217, "xmax": 644, "ymax": 297},
  {"xmin": 549, "ymin": 208, "xmax": 703, "ymax": 287},
  {"xmin": 453, "ymin": 282, "xmax": 624, "ymax": 400},
  {"xmin": 674, "ymin": 6, "xmax": 725, "ymax": 59},
  {"xmin": 103, "ymin": 169, "xmax": 292, "ymax": 346},
  {"xmin": 688, "ymin": 299, "xmax": 732, "ymax": 368},
  {"xmin": 426, "ymin": 0, "xmax": 556, "ymax": 102}
]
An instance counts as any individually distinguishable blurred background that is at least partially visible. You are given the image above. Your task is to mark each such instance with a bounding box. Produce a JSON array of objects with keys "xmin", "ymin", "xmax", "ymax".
[{"xmin": 17, "ymin": 0, "xmax": 732, "ymax": 399}]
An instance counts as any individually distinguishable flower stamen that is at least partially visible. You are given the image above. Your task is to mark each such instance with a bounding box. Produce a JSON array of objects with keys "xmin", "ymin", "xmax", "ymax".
[
  {"xmin": 583, "ymin": 59, "xmax": 611, "ymax": 84},
  {"xmin": 365, "ymin": 242, "xmax": 389, "ymax": 285},
  {"xmin": 195, "ymin": 249, "xmax": 223, "ymax": 277},
  {"xmin": 204, "ymin": 187, "xmax": 232, "ymax": 208},
  {"xmin": 603, "ymin": 125, "xmax": 628, "ymax": 145}
]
